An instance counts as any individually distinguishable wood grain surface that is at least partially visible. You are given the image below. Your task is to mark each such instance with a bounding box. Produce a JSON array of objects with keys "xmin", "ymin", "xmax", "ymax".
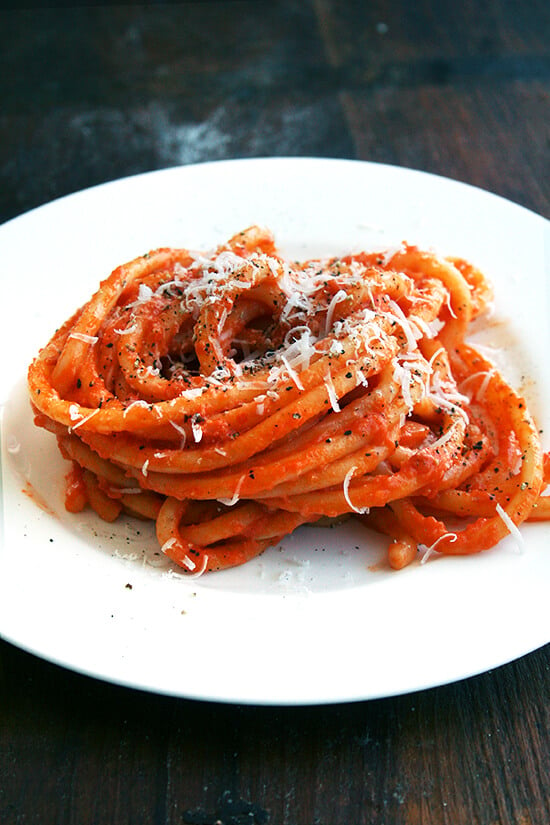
[{"xmin": 0, "ymin": 2, "xmax": 548, "ymax": 823}]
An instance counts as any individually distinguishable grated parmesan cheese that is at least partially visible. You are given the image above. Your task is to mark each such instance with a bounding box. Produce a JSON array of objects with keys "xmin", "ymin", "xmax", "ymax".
[
  {"xmin": 343, "ymin": 467, "xmax": 370, "ymax": 514},
  {"xmin": 70, "ymin": 408, "xmax": 99, "ymax": 430},
  {"xmin": 324, "ymin": 289, "xmax": 348, "ymax": 336},
  {"xmin": 323, "ymin": 371, "xmax": 341, "ymax": 413},
  {"xmin": 127, "ymin": 283, "xmax": 154, "ymax": 308},
  {"xmin": 170, "ymin": 420, "xmax": 187, "ymax": 447},
  {"xmin": 217, "ymin": 474, "xmax": 246, "ymax": 507},
  {"xmin": 114, "ymin": 323, "xmax": 138, "ymax": 336},
  {"xmin": 191, "ymin": 417, "xmax": 203, "ymax": 443},
  {"xmin": 419, "ymin": 532, "xmax": 457, "ymax": 564},
  {"xmin": 161, "ymin": 537, "xmax": 177, "ymax": 554},
  {"xmin": 179, "ymin": 387, "xmax": 205, "ymax": 400},
  {"xmin": 184, "ymin": 553, "xmax": 209, "ymax": 578},
  {"xmin": 495, "ymin": 503, "xmax": 525, "ymax": 553},
  {"xmin": 69, "ymin": 332, "xmax": 98, "ymax": 344},
  {"xmin": 429, "ymin": 426, "xmax": 455, "ymax": 451},
  {"xmin": 277, "ymin": 354, "xmax": 304, "ymax": 390},
  {"xmin": 385, "ymin": 300, "xmax": 420, "ymax": 351}
]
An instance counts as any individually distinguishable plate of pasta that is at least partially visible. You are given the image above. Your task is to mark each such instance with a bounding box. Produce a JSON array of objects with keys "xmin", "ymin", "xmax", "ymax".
[{"xmin": 0, "ymin": 157, "xmax": 549, "ymax": 704}]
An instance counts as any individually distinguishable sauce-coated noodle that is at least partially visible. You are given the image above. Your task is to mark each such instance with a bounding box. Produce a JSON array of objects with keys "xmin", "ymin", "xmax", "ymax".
[{"xmin": 28, "ymin": 227, "xmax": 550, "ymax": 574}]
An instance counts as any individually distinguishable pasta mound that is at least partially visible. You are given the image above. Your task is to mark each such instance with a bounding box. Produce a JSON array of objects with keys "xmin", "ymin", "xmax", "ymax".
[{"xmin": 28, "ymin": 226, "xmax": 549, "ymax": 574}]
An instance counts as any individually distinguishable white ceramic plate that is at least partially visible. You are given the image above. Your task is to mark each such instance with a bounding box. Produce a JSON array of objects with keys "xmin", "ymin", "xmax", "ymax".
[{"xmin": 0, "ymin": 158, "xmax": 549, "ymax": 705}]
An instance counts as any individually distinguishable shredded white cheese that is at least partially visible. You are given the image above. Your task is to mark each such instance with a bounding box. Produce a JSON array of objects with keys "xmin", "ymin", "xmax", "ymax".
[
  {"xmin": 68, "ymin": 332, "xmax": 98, "ymax": 344},
  {"xmin": 179, "ymin": 387, "xmax": 205, "ymax": 400},
  {"xmin": 430, "ymin": 426, "xmax": 455, "ymax": 451},
  {"xmin": 114, "ymin": 323, "xmax": 138, "ymax": 336},
  {"xmin": 123, "ymin": 400, "xmax": 150, "ymax": 417},
  {"xmin": 191, "ymin": 417, "xmax": 203, "ymax": 443},
  {"xmin": 419, "ymin": 532, "xmax": 458, "ymax": 564},
  {"xmin": 160, "ymin": 537, "xmax": 177, "ymax": 554},
  {"xmin": 343, "ymin": 467, "xmax": 370, "ymax": 514},
  {"xmin": 217, "ymin": 474, "xmax": 246, "ymax": 507},
  {"xmin": 170, "ymin": 420, "xmax": 187, "ymax": 447},
  {"xmin": 385, "ymin": 300, "xmax": 420, "ymax": 351},
  {"xmin": 495, "ymin": 503, "xmax": 525, "ymax": 553},
  {"xmin": 459, "ymin": 369, "xmax": 496, "ymax": 401},
  {"xmin": 278, "ymin": 354, "xmax": 304, "ymax": 391},
  {"xmin": 184, "ymin": 553, "xmax": 209, "ymax": 578},
  {"xmin": 324, "ymin": 289, "xmax": 348, "ymax": 336},
  {"xmin": 70, "ymin": 408, "xmax": 99, "ymax": 431},
  {"xmin": 324, "ymin": 371, "xmax": 341, "ymax": 412}
]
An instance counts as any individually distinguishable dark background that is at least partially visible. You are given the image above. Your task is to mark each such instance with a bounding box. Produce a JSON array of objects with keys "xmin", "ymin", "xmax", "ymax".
[
  {"xmin": 2, "ymin": 0, "xmax": 549, "ymax": 225},
  {"xmin": 1, "ymin": 2, "xmax": 549, "ymax": 824}
]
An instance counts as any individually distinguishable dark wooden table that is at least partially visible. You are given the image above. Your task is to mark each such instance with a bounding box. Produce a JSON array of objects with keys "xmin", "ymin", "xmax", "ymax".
[{"xmin": 1, "ymin": 2, "xmax": 549, "ymax": 823}]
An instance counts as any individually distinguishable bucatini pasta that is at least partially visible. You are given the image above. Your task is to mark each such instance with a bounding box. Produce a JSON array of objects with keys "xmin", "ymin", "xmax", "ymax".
[{"xmin": 28, "ymin": 226, "xmax": 550, "ymax": 574}]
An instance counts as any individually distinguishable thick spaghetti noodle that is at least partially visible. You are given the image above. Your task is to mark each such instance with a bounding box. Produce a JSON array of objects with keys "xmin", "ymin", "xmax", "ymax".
[{"xmin": 28, "ymin": 226, "xmax": 549, "ymax": 574}]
